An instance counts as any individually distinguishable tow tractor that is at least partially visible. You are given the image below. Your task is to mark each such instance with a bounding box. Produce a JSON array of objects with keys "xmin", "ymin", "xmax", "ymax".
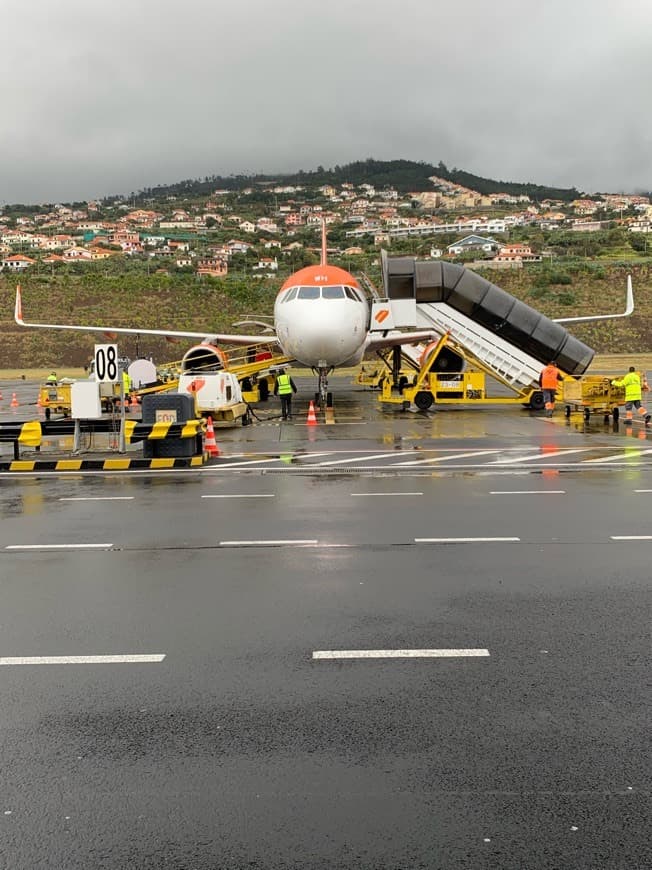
[{"xmin": 378, "ymin": 332, "xmax": 565, "ymax": 411}]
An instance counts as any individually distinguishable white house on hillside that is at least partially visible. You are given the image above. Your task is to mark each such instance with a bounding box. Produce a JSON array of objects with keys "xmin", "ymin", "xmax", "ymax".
[{"xmin": 447, "ymin": 235, "xmax": 499, "ymax": 255}]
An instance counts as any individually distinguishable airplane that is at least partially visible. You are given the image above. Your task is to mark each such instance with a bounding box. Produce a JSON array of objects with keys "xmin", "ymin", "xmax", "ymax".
[
  {"xmin": 14, "ymin": 228, "xmax": 635, "ymax": 406},
  {"xmin": 13, "ymin": 225, "xmax": 438, "ymax": 406}
]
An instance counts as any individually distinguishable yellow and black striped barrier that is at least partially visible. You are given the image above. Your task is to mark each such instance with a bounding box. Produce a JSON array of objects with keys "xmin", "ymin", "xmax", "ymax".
[
  {"xmin": 0, "ymin": 420, "xmax": 43, "ymax": 448},
  {"xmin": 124, "ymin": 419, "xmax": 204, "ymax": 443},
  {"xmin": 0, "ymin": 455, "xmax": 209, "ymax": 473},
  {"xmin": 0, "ymin": 418, "xmax": 210, "ymax": 471}
]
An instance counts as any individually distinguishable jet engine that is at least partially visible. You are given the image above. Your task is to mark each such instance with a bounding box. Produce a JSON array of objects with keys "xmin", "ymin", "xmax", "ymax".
[{"xmin": 181, "ymin": 343, "xmax": 229, "ymax": 374}]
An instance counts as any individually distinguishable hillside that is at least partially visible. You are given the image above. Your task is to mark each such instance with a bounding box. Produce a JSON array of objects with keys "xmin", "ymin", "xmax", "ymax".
[
  {"xmin": 0, "ymin": 273, "xmax": 278, "ymax": 369},
  {"xmin": 130, "ymin": 158, "xmax": 580, "ymax": 202},
  {"xmin": 2, "ymin": 264, "xmax": 651, "ymax": 370}
]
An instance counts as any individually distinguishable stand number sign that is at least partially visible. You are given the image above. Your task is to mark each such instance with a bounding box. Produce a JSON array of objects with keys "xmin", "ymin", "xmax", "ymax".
[{"xmin": 94, "ymin": 344, "xmax": 119, "ymax": 383}]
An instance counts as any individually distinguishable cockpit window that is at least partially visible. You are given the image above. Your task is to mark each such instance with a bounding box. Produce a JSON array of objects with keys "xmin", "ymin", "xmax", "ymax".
[
  {"xmin": 322, "ymin": 285, "xmax": 345, "ymax": 299},
  {"xmin": 283, "ymin": 287, "xmax": 298, "ymax": 302},
  {"xmin": 297, "ymin": 286, "xmax": 320, "ymax": 300},
  {"xmin": 345, "ymin": 286, "xmax": 360, "ymax": 301}
]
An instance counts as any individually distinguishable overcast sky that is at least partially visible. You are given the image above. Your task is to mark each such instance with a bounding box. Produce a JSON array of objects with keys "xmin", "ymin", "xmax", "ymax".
[{"xmin": 2, "ymin": 0, "xmax": 651, "ymax": 203}]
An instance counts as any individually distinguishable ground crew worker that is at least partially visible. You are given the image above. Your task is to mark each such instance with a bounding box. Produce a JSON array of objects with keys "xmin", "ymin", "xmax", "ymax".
[
  {"xmin": 274, "ymin": 367, "xmax": 297, "ymax": 420},
  {"xmin": 46, "ymin": 371, "xmax": 58, "ymax": 385},
  {"xmin": 121, "ymin": 369, "xmax": 132, "ymax": 412},
  {"xmin": 539, "ymin": 360, "xmax": 562, "ymax": 417},
  {"xmin": 611, "ymin": 366, "xmax": 650, "ymax": 424}
]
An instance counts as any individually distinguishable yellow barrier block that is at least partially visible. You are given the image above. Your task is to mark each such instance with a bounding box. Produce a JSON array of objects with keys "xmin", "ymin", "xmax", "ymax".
[
  {"xmin": 124, "ymin": 420, "xmax": 137, "ymax": 443},
  {"xmin": 149, "ymin": 458, "xmax": 176, "ymax": 469},
  {"xmin": 55, "ymin": 460, "xmax": 83, "ymax": 471},
  {"xmin": 181, "ymin": 421, "xmax": 202, "ymax": 439},
  {"xmin": 103, "ymin": 459, "xmax": 131, "ymax": 470},
  {"xmin": 148, "ymin": 422, "xmax": 172, "ymax": 440},
  {"xmin": 18, "ymin": 421, "xmax": 42, "ymax": 447},
  {"xmin": 9, "ymin": 461, "xmax": 36, "ymax": 471}
]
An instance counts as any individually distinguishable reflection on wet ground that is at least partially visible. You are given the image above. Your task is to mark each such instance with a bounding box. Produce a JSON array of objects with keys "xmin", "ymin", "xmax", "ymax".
[{"xmin": 1, "ymin": 376, "xmax": 650, "ymax": 463}]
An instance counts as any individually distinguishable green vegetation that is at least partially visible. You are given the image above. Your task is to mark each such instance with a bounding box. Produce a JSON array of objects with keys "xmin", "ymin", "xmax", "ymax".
[
  {"xmin": 434, "ymin": 162, "xmax": 580, "ymax": 202},
  {"xmin": 126, "ymin": 158, "xmax": 580, "ymax": 201},
  {"xmin": 3, "ymin": 262, "xmax": 652, "ymax": 368},
  {"xmin": 0, "ymin": 271, "xmax": 278, "ymax": 368}
]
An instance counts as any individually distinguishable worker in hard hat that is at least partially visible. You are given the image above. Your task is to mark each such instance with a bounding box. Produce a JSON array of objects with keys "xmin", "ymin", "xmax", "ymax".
[{"xmin": 46, "ymin": 371, "xmax": 58, "ymax": 385}]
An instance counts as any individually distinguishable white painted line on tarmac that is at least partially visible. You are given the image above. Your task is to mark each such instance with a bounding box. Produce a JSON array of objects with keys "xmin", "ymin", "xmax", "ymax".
[
  {"xmin": 584, "ymin": 449, "xmax": 652, "ymax": 464},
  {"xmin": 219, "ymin": 539, "xmax": 318, "ymax": 547},
  {"xmin": 415, "ymin": 537, "xmax": 520, "ymax": 543},
  {"xmin": 634, "ymin": 490, "xmax": 652, "ymax": 493},
  {"xmin": 0, "ymin": 654, "xmax": 166, "ymax": 665},
  {"xmin": 314, "ymin": 452, "xmax": 407, "ymax": 467},
  {"xmin": 610, "ymin": 535, "xmax": 652, "ymax": 541},
  {"xmin": 6, "ymin": 543, "xmax": 113, "ymax": 550},
  {"xmin": 351, "ymin": 492, "xmax": 423, "ymax": 497},
  {"xmin": 59, "ymin": 496, "xmax": 134, "ymax": 501},
  {"xmin": 393, "ymin": 449, "xmax": 501, "ymax": 467},
  {"xmin": 220, "ymin": 452, "xmax": 333, "ymax": 468},
  {"xmin": 491, "ymin": 448, "xmax": 590, "ymax": 464},
  {"xmin": 490, "ymin": 490, "xmax": 566, "ymax": 495},
  {"xmin": 313, "ymin": 649, "xmax": 490, "ymax": 660},
  {"xmin": 211, "ymin": 457, "xmax": 288, "ymax": 468},
  {"xmin": 201, "ymin": 494, "xmax": 275, "ymax": 499}
]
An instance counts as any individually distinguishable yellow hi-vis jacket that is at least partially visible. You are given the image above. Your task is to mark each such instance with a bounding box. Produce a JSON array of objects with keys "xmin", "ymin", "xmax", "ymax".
[
  {"xmin": 122, "ymin": 370, "xmax": 131, "ymax": 393},
  {"xmin": 612, "ymin": 371, "xmax": 645, "ymax": 402},
  {"xmin": 275, "ymin": 373, "xmax": 293, "ymax": 395}
]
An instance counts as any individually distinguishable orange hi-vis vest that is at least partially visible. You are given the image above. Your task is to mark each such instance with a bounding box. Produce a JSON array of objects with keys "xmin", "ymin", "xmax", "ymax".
[{"xmin": 541, "ymin": 365, "xmax": 560, "ymax": 390}]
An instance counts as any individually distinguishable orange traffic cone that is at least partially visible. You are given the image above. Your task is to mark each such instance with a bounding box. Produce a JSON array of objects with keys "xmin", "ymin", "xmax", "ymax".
[
  {"xmin": 10, "ymin": 392, "xmax": 19, "ymax": 408},
  {"xmin": 306, "ymin": 400, "xmax": 317, "ymax": 425},
  {"xmin": 204, "ymin": 415, "xmax": 220, "ymax": 457}
]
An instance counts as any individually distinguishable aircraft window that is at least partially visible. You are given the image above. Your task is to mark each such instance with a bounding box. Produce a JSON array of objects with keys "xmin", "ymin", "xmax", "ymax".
[
  {"xmin": 298, "ymin": 286, "xmax": 320, "ymax": 299},
  {"xmin": 345, "ymin": 287, "xmax": 358, "ymax": 300},
  {"xmin": 322, "ymin": 286, "xmax": 345, "ymax": 299},
  {"xmin": 284, "ymin": 287, "xmax": 298, "ymax": 302}
]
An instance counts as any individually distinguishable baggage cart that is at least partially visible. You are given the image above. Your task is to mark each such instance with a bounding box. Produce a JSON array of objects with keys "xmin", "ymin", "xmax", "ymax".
[{"xmin": 562, "ymin": 375, "xmax": 628, "ymax": 422}]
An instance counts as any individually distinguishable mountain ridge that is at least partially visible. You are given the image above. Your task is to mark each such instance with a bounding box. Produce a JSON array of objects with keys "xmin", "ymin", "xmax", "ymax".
[{"xmin": 119, "ymin": 158, "xmax": 582, "ymax": 205}]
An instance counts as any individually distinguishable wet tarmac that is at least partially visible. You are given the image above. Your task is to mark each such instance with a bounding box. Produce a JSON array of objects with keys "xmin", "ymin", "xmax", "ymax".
[{"xmin": 0, "ymin": 376, "xmax": 650, "ymax": 868}]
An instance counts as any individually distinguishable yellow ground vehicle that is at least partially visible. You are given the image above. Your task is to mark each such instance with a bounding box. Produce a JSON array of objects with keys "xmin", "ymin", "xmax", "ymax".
[
  {"xmin": 38, "ymin": 380, "xmax": 122, "ymax": 419},
  {"xmin": 562, "ymin": 375, "xmax": 630, "ymax": 422},
  {"xmin": 378, "ymin": 332, "xmax": 558, "ymax": 411}
]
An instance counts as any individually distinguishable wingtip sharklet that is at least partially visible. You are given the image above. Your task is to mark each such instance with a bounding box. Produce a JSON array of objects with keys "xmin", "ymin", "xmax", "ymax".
[
  {"xmin": 14, "ymin": 285, "xmax": 23, "ymax": 324},
  {"xmin": 625, "ymin": 274, "xmax": 634, "ymax": 316},
  {"xmin": 554, "ymin": 274, "xmax": 634, "ymax": 324}
]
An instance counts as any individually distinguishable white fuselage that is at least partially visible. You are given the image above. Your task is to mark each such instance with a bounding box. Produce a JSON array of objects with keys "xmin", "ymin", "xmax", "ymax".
[{"xmin": 273, "ymin": 285, "xmax": 370, "ymax": 368}]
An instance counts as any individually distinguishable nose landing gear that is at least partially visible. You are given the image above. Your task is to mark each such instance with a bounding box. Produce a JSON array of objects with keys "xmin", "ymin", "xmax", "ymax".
[{"xmin": 314, "ymin": 366, "xmax": 334, "ymax": 409}]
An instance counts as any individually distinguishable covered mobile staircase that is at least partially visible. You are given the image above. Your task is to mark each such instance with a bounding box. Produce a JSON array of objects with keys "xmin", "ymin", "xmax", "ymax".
[{"xmin": 373, "ymin": 255, "xmax": 594, "ymax": 395}]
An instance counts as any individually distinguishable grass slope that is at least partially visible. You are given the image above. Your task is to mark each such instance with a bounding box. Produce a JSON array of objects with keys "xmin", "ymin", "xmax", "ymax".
[{"xmin": 1, "ymin": 264, "xmax": 651, "ymax": 369}]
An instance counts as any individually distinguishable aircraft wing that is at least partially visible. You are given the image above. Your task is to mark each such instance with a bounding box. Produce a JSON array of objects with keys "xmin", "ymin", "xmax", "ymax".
[
  {"xmin": 14, "ymin": 285, "xmax": 276, "ymax": 346},
  {"xmin": 553, "ymin": 275, "xmax": 634, "ymax": 324},
  {"xmin": 365, "ymin": 330, "xmax": 437, "ymax": 352}
]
